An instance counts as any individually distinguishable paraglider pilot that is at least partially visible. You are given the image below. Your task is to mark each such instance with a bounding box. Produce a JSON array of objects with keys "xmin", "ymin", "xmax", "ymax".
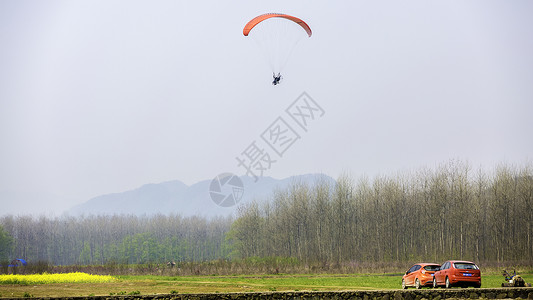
[{"xmin": 272, "ymin": 73, "xmax": 282, "ymax": 85}]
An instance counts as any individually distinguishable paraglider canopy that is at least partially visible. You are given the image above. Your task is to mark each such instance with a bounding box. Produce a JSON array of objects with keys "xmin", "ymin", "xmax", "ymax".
[
  {"xmin": 243, "ymin": 13, "xmax": 312, "ymax": 37},
  {"xmin": 243, "ymin": 13, "xmax": 312, "ymax": 80}
]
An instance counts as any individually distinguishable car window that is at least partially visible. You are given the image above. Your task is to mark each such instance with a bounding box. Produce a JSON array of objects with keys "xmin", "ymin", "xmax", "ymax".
[
  {"xmin": 423, "ymin": 265, "xmax": 440, "ymax": 271},
  {"xmin": 442, "ymin": 262, "xmax": 449, "ymax": 269},
  {"xmin": 454, "ymin": 262, "xmax": 479, "ymax": 270},
  {"xmin": 407, "ymin": 265, "xmax": 417, "ymax": 273},
  {"xmin": 414, "ymin": 265, "xmax": 421, "ymax": 271}
]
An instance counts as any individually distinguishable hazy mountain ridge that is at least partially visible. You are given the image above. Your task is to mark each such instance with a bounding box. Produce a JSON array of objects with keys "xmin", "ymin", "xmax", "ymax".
[{"xmin": 68, "ymin": 174, "xmax": 336, "ymax": 217}]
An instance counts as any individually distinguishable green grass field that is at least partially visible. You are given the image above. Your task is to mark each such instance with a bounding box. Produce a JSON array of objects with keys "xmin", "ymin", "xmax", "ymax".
[{"xmin": 1, "ymin": 272, "xmax": 532, "ymax": 298}]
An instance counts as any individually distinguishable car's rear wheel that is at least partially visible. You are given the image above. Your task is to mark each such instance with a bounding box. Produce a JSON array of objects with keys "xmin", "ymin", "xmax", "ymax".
[
  {"xmin": 402, "ymin": 279, "xmax": 407, "ymax": 289},
  {"xmin": 445, "ymin": 277, "xmax": 451, "ymax": 288},
  {"xmin": 415, "ymin": 278, "xmax": 421, "ymax": 289},
  {"xmin": 433, "ymin": 277, "xmax": 438, "ymax": 288}
]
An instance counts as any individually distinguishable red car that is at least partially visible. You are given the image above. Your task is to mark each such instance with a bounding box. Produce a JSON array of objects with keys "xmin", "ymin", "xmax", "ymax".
[
  {"xmin": 402, "ymin": 263, "xmax": 441, "ymax": 289},
  {"xmin": 433, "ymin": 260, "xmax": 481, "ymax": 288}
]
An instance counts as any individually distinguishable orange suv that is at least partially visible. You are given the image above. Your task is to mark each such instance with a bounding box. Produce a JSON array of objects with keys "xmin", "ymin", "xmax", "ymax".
[
  {"xmin": 402, "ymin": 263, "xmax": 441, "ymax": 289},
  {"xmin": 433, "ymin": 260, "xmax": 481, "ymax": 288}
]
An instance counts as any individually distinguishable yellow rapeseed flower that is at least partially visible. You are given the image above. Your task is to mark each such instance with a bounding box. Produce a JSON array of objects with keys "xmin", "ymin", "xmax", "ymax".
[{"xmin": 0, "ymin": 272, "xmax": 117, "ymax": 285}]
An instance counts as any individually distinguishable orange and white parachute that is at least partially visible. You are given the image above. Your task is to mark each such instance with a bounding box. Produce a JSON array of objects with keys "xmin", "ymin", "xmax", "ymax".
[
  {"xmin": 243, "ymin": 13, "xmax": 312, "ymax": 75},
  {"xmin": 243, "ymin": 13, "xmax": 312, "ymax": 37}
]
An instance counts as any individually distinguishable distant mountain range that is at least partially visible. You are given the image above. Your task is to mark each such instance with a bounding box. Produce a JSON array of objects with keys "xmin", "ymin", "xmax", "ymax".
[{"xmin": 68, "ymin": 174, "xmax": 336, "ymax": 218}]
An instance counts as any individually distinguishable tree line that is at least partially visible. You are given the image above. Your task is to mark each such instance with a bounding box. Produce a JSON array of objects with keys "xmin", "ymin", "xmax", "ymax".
[
  {"xmin": 229, "ymin": 161, "xmax": 533, "ymax": 266},
  {"xmin": 0, "ymin": 214, "xmax": 232, "ymax": 265},
  {"xmin": 1, "ymin": 161, "xmax": 532, "ymax": 268}
]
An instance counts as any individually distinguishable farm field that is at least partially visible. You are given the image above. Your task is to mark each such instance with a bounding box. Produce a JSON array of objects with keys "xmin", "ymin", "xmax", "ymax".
[{"xmin": 1, "ymin": 272, "xmax": 531, "ymax": 298}]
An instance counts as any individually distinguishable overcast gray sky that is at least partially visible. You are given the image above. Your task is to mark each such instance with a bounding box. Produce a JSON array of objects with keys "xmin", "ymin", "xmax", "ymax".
[{"xmin": 1, "ymin": 0, "xmax": 532, "ymax": 215}]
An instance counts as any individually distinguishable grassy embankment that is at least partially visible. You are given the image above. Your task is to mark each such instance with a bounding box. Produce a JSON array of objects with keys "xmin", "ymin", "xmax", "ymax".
[{"xmin": 1, "ymin": 271, "xmax": 532, "ymax": 298}]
